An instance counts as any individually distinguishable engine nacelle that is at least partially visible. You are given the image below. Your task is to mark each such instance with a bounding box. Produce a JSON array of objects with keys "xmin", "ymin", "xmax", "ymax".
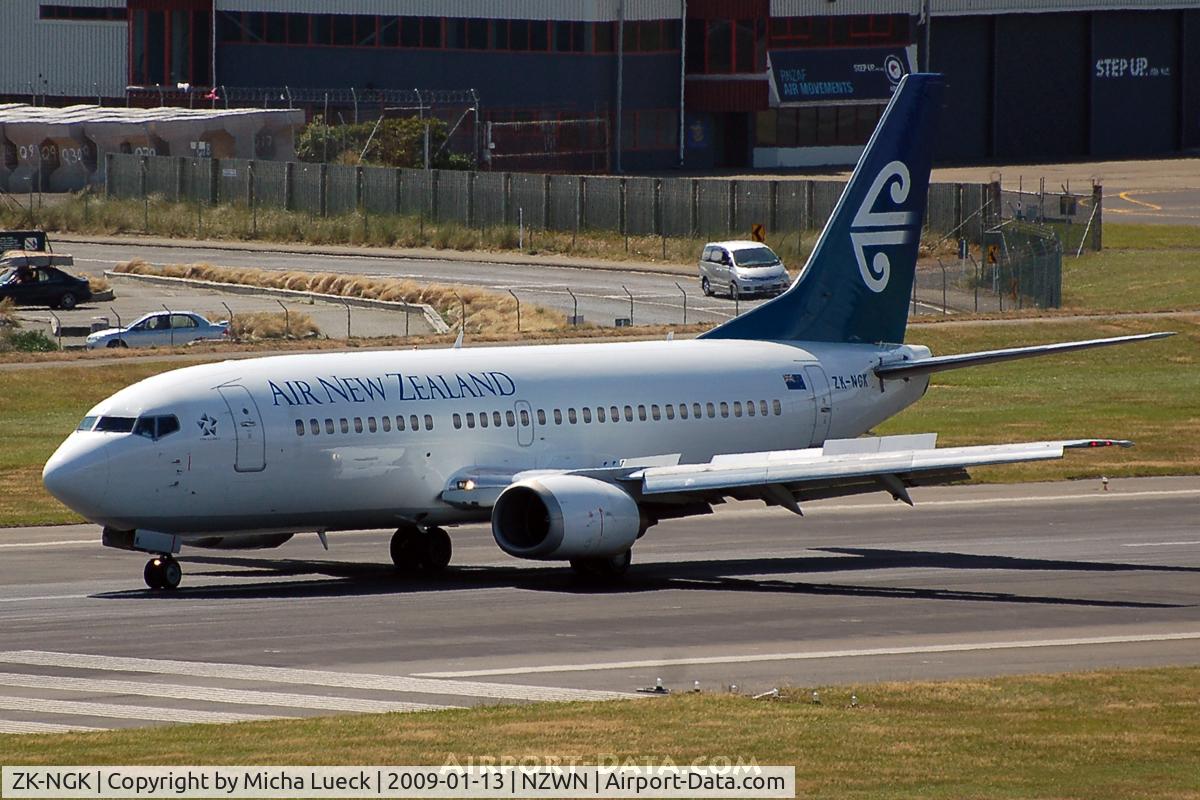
[{"xmin": 491, "ymin": 475, "xmax": 641, "ymax": 560}]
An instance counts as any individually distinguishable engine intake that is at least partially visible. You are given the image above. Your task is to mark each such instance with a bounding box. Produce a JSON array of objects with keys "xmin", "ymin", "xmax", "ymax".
[{"xmin": 492, "ymin": 475, "xmax": 641, "ymax": 560}]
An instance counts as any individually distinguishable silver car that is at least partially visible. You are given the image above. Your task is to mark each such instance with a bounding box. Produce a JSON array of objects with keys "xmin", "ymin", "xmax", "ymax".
[
  {"xmin": 698, "ymin": 241, "xmax": 790, "ymax": 300},
  {"xmin": 86, "ymin": 311, "xmax": 230, "ymax": 349}
]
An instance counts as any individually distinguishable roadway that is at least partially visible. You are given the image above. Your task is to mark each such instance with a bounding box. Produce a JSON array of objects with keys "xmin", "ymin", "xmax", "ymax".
[{"xmin": 0, "ymin": 476, "xmax": 1197, "ymax": 734}]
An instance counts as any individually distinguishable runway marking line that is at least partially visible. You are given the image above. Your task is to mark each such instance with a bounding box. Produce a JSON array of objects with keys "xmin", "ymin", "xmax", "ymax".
[
  {"xmin": 0, "ymin": 695, "xmax": 282, "ymax": 725},
  {"xmin": 0, "ymin": 651, "xmax": 633, "ymax": 703},
  {"xmin": 0, "ymin": 539, "xmax": 96, "ymax": 550},
  {"xmin": 0, "ymin": 672, "xmax": 455, "ymax": 714},
  {"xmin": 1117, "ymin": 191, "xmax": 1163, "ymax": 211},
  {"xmin": 0, "ymin": 719, "xmax": 105, "ymax": 734},
  {"xmin": 1123, "ymin": 540, "xmax": 1200, "ymax": 548},
  {"xmin": 414, "ymin": 632, "xmax": 1200, "ymax": 677}
]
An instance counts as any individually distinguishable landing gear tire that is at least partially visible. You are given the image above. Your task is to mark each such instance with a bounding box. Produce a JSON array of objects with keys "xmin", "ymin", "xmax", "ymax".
[
  {"xmin": 144, "ymin": 556, "xmax": 181, "ymax": 590},
  {"xmin": 701, "ymin": 277, "xmax": 712, "ymax": 297},
  {"xmin": 570, "ymin": 549, "xmax": 632, "ymax": 581},
  {"xmin": 390, "ymin": 526, "xmax": 452, "ymax": 575}
]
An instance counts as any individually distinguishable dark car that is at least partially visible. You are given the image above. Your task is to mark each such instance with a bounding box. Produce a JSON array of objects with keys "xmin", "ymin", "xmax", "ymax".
[{"xmin": 0, "ymin": 253, "xmax": 92, "ymax": 310}]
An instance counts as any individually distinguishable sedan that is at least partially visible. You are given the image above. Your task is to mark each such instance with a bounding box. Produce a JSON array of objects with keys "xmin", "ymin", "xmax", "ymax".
[
  {"xmin": 0, "ymin": 265, "xmax": 92, "ymax": 309},
  {"xmin": 86, "ymin": 311, "xmax": 230, "ymax": 349}
]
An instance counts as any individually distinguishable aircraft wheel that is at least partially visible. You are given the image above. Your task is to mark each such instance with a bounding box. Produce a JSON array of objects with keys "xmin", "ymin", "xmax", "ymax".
[
  {"xmin": 143, "ymin": 557, "xmax": 180, "ymax": 590},
  {"xmin": 390, "ymin": 526, "xmax": 426, "ymax": 574},
  {"xmin": 570, "ymin": 549, "xmax": 632, "ymax": 581},
  {"xmin": 424, "ymin": 527, "xmax": 452, "ymax": 573}
]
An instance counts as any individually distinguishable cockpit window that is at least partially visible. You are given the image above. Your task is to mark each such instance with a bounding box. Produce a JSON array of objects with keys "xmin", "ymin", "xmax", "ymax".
[
  {"xmin": 132, "ymin": 414, "xmax": 181, "ymax": 440},
  {"xmin": 76, "ymin": 416, "xmax": 97, "ymax": 432},
  {"xmin": 94, "ymin": 416, "xmax": 136, "ymax": 433}
]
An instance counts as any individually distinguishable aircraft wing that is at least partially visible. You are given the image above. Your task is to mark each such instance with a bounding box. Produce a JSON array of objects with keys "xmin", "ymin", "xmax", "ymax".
[
  {"xmin": 616, "ymin": 434, "xmax": 1131, "ymax": 511},
  {"xmin": 874, "ymin": 332, "xmax": 1172, "ymax": 380}
]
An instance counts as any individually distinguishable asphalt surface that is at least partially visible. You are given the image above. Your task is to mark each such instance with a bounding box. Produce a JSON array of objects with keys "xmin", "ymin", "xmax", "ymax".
[{"xmin": 0, "ymin": 476, "xmax": 1197, "ymax": 734}]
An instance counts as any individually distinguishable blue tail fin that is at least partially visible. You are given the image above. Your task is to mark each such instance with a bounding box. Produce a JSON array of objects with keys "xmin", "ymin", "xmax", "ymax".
[{"xmin": 701, "ymin": 73, "xmax": 944, "ymax": 345}]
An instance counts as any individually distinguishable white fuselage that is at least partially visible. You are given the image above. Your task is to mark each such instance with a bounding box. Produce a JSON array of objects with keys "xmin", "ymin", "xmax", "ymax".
[{"xmin": 44, "ymin": 338, "xmax": 930, "ymax": 538}]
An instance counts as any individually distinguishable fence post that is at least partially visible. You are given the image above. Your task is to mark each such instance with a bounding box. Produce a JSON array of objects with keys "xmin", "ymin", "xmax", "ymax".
[
  {"xmin": 653, "ymin": 178, "xmax": 663, "ymax": 236},
  {"xmin": 393, "ymin": 167, "xmax": 403, "ymax": 216},
  {"xmin": 466, "ymin": 170, "xmax": 476, "ymax": 228},
  {"xmin": 138, "ymin": 155, "xmax": 148, "ymax": 198},
  {"xmin": 804, "ymin": 180, "xmax": 815, "ymax": 230},
  {"xmin": 1091, "ymin": 183, "xmax": 1103, "ymax": 252},
  {"xmin": 768, "ymin": 180, "xmax": 778, "ymax": 234},
  {"xmin": 727, "ymin": 180, "xmax": 736, "ymax": 235},
  {"xmin": 283, "ymin": 161, "xmax": 295, "ymax": 211},
  {"xmin": 578, "ymin": 176, "xmax": 587, "ymax": 233},
  {"xmin": 618, "ymin": 177, "xmax": 627, "ymax": 239},
  {"xmin": 689, "ymin": 178, "xmax": 699, "ymax": 238},
  {"xmin": 429, "ymin": 169, "xmax": 440, "ymax": 222},
  {"xmin": 318, "ymin": 163, "xmax": 328, "ymax": 217},
  {"xmin": 104, "ymin": 153, "xmax": 113, "ymax": 198},
  {"xmin": 954, "ymin": 182, "xmax": 964, "ymax": 235},
  {"xmin": 541, "ymin": 173, "xmax": 551, "ymax": 231},
  {"xmin": 354, "ymin": 164, "xmax": 364, "ymax": 210},
  {"xmin": 502, "ymin": 172, "xmax": 512, "ymax": 226},
  {"xmin": 207, "ymin": 157, "xmax": 219, "ymax": 206},
  {"xmin": 246, "ymin": 160, "xmax": 256, "ymax": 207},
  {"xmin": 174, "ymin": 156, "xmax": 185, "ymax": 202}
]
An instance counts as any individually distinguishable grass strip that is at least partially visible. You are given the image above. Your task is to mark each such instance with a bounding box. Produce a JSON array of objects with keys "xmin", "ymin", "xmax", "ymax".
[{"xmin": 1, "ymin": 667, "xmax": 1197, "ymax": 800}]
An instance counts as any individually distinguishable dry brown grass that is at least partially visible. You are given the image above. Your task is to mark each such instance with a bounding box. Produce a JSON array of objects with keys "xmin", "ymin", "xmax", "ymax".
[
  {"xmin": 0, "ymin": 298, "xmax": 17, "ymax": 327},
  {"xmin": 116, "ymin": 259, "xmax": 563, "ymax": 335},
  {"xmin": 230, "ymin": 311, "xmax": 320, "ymax": 340}
]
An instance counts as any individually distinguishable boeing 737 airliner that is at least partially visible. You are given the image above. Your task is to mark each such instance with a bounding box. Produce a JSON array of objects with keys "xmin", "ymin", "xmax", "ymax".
[{"xmin": 43, "ymin": 75, "xmax": 1169, "ymax": 589}]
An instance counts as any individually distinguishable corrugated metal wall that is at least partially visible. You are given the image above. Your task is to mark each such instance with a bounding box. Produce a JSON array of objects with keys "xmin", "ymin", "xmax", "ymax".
[
  {"xmin": 216, "ymin": 0, "xmax": 682, "ymax": 22},
  {"xmin": 0, "ymin": 0, "xmax": 127, "ymax": 98},
  {"xmin": 932, "ymin": 0, "xmax": 1200, "ymax": 14},
  {"xmin": 1090, "ymin": 10, "xmax": 1180, "ymax": 156}
]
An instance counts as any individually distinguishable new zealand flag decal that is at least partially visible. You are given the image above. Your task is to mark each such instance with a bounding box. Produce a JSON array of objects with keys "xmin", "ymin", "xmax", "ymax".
[{"xmin": 783, "ymin": 374, "xmax": 807, "ymax": 390}]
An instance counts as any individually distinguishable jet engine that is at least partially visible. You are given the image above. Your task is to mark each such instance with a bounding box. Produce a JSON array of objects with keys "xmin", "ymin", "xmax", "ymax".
[{"xmin": 491, "ymin": 475, "xmax": 641, "ymax": 560}]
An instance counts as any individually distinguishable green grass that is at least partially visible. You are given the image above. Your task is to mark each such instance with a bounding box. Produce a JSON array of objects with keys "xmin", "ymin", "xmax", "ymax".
[
  {"xmin": 1, "ymin": 668, "xmax": 1197, "ymax": 799},
  {"xmin": 1103, "ymin": 223, "xmax": 1200, "ymax": 250},
  {"xmin": 1063, "ymin": 247, "xmax": 1200, "ymax": 312},
  {"xmin": 880, "ymin": 316, "xmax": 1199, "ymax": 482}
]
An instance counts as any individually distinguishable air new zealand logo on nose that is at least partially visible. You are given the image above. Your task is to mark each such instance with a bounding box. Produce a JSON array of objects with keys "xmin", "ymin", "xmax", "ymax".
[{"xmin": 850, "ymin": 160, "xmax": 918, "ymax": 293}]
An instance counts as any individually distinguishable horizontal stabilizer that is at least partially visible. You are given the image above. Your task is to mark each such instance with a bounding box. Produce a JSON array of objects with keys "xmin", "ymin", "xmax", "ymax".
[{"xmin": 874, "ymin": 332, "xmax": 1173, "ymax": 380}]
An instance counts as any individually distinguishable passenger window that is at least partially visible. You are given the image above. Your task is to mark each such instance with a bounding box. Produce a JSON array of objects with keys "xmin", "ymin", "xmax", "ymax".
[
  {"xmin": 76, "ymin": 416, "xmax": 97, "ymax": 431},
  {"xmin": 733, "ymin": 402, "xmax": 742, "ymax": 417},
  {"xmin": 133, "ymin": 417, "xmax": 156, "ymax": 439},
  {"xmin": 520, "ymin": 409, "xmax": 529, "ymax": 426},
  {"xmin": 596, "ymin": 407, "xmax": 606, "ymax": 423},
  {"xmin": 610, "ymin": 405, "xmax": 619, "ymax": 422},
  {"xmin": 706, "ymin": 402, "xmax": 715, "ymax": 418},
  {"xmin": 453, "ymin": 413, "xmax": 462, "ymax": 429},
  {"xmin": 479, "ymin": 412, "xmax": 489, "ymax": 428},
  {"xmin": 410, "ymin": 415, "xmax": 420, "ymax": 431},
  {"xmin": 554, "ymin": 409, "xmax": 563, "ymax": 424},
  {"xmin": 325, "ymin": 419, "xmax": 335, "ymax": 434},
  {"xmin": 382, "ymin": 416, "xmax": 391, "ymax": 432},
  {"xmin": 720, "ymin": 402, "xmax": 729, "ymax": 418},
  {"xmin": 772, "ymin": 399, "xmax": 782, "ymax": 416},
  {"xmin": 340, "ymin": 419, "xmax": 349, "ymax": 434},
  {"xmin": 493, "ymin": 411, "xmax": 502, "ymax": 427},
  {"xmin": 537, "ymin": 409, "xmax": 546, "ymax": 425},
  {"xmin": 638, "ymin": 405, "xmax": 647, "ymax": 421},
  {"xmin": 310, "ymin": 418, "xmax": 320, "ymax": 435},
  {"xmin": 760, "ymin": 400, "xmax": 769, "ymax": 416},
  {"xmin": 466, "ymin": 413, "xmax": 476, "ymax": 429},
  {"xmin": 295, "ymin": 420, "xmax": 305, "ymax": 436},
  {"xmin": 582, "ymin": 407, "xmax": 591, "ymax": 423},
  {"xmin": 651, "ymin": 404, "xmax": 661, "ymax": 421},
  {"xmin": 368, "ymin": 417, "xmax": 377, "ymax": 433},
  {"xmin": 693, "ymin": 403, "xmax": 703, "ymax": 418},
  {"xmin": 506, "ymin": 410, "xmax": 515, "ymax": 427},
  {"xmin": 679, "ymin": 403, "xmax": 688, "ymax": 420},
  {"xmin": 665, "ymin": 404, "xmax": 675, "ymax": 420},
  {"xmin": 746, "ymin": 400, "xmax": 755, "ymax": 417},
  {"xmin": 396, "ymin": 415, "xmax": 406, "ymax": 431},
  {"xmin": 568, "ymin": 408, "xmax": 578, "ymax": 424},
  {"xmin": 354, "ymin": 417, "xmax": 364, "ymax": 433},
  {"xmin": 424, "ymin": 414, "xmax": 433, "ymax": 430}
]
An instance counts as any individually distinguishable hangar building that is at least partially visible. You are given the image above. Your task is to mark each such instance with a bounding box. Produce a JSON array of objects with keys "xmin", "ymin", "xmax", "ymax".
[{"xmin": 1, "ymin": 0, "xmax": 1198, "ymax": 170}]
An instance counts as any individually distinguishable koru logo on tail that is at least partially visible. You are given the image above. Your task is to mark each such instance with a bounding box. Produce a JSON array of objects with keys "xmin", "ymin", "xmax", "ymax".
[{"xmin": 850, "ymin": 160, "xmax": 917, "ymax": 293}]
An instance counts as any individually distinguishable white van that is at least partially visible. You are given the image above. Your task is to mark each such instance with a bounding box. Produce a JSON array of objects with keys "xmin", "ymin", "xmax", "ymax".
[{"xmin": 698, "ymin": 241, "xmax": 790, "ymax": 300}]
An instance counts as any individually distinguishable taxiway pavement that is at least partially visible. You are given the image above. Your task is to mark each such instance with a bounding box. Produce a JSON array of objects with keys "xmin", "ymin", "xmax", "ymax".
[{"xmin": 0, "ymin": 476, "xmax": 1196, "ymax": 734}]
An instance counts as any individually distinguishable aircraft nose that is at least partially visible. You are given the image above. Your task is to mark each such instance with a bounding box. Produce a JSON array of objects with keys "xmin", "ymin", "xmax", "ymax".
[{"xmin": 42, "ymin": 437, "xmax": 111, "ymax": 518}]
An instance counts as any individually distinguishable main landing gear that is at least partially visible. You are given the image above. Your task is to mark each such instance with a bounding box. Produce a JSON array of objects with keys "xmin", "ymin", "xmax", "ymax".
[
  {"xmin": 570, "ymin": 548, "xmax": 632, "ymax": 581},
  {"xmin": 143, "ymin": 556, "xmax": 182, "ymax": 590},
  {"xmin": 390, "ymin": 525, "xmax": 452, "ymax": 576}
]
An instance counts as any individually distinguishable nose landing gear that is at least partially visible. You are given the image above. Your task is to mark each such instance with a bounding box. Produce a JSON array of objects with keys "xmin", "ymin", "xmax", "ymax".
[
  {"xmin": 390, "ymin": 525, "xmax": 452, "ymax": 576},
  {"xmin": 144, "ymin": 556, "xmax": 182, "ymax": 590}
]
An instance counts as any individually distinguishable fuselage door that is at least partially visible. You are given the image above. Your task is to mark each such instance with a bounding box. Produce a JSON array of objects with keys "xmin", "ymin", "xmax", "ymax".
[
  {"xmin": 217, "ymin": 385, "xmax": 266, "ymax": 472},
  {"xmin": 515, "ymin": 400, "xmax": 534, "ymax": 447},
  {"xmin": 803, "ymin": 364, "xmax": 833, "ymax": 444}
]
